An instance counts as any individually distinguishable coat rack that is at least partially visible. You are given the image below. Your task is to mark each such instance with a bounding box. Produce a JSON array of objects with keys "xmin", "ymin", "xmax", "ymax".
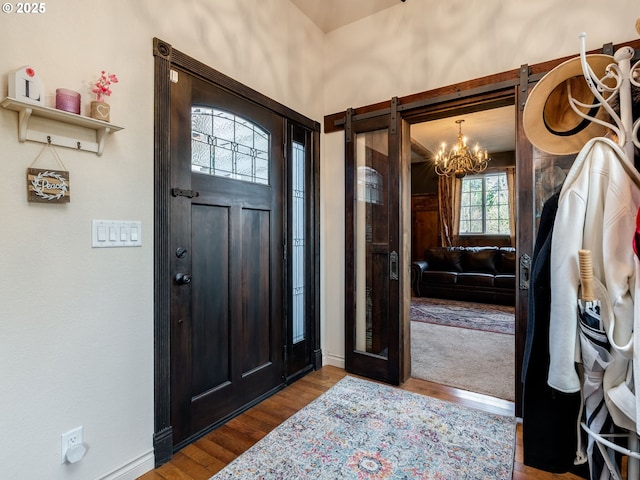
[{"xmin": 572, "ymin": 31, "xmax": 640, "ymax": 480}]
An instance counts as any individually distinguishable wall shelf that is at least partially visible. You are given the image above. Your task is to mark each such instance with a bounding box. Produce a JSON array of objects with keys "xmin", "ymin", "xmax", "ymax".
[{"xmin": 1, "ymin": 97, "xmax": 124, "ymax": 156}]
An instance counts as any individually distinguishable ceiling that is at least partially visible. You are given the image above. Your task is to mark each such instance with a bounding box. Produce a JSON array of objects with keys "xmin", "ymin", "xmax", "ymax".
[
  {"xmin": 288, "ymin": 0, "xmax": 516, "ymax": 161},
  {"xmin": 410, "ymin": 106, "xmax": 516, "ymax": 163},
  {"xmin": 289, "ymin": 0, "xmax": 401, "ymax": 33}
]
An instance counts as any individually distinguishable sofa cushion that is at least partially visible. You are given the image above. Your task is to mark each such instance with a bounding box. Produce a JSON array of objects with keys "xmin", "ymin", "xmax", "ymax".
[
  {"xmin": 424, "ymin": 247, "xmax": 463, "ymax": 273},
  {"xmin": 461, "ymin": 247, "xmax": 498, "ymax": 274},
  {"xmin": 496, "ymin": 248, "xmax": 516, "ymax": 274},
  {"xmin": 457, "ymin": 272, "xmax": 495, "ymax": 287},
  {"xmin": 422, "ymin": 271, "xmax": 458, "ymax": 285},
  {"xmin": 495, "ymin": 274, "xmax": 515, "ymax": 289}
]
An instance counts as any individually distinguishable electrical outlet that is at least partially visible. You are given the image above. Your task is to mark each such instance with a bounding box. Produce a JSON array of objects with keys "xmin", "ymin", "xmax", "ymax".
[{"xmin": 61, "ymin": 426, "xmax": 83, "ymax": 464}]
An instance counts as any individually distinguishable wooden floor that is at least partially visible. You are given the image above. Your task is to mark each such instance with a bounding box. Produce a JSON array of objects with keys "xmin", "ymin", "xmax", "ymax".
[{"xmin": 138, "ymin": 366, "xmax": 585, "ymax": 480}]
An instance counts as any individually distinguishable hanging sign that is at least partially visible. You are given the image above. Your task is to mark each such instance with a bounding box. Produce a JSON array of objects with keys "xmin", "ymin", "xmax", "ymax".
[
  {"xmin": 26, "ymin": 143, "xmax": 70, "ymax": 204},
  {"xmin": 27, "ymin": 168, "xmax": 70, "ymax": 203}
]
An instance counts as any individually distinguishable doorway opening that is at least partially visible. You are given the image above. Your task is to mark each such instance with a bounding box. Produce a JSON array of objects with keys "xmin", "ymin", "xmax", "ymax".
[{"xmin": 408, "ymin": 105, "xmax": 516, "ymax": 402}]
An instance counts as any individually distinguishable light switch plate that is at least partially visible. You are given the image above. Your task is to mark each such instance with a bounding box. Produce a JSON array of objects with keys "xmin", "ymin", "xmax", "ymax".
[{"xmin": 92, "ymin": 220, "xmax": 142, "ymax": 248}]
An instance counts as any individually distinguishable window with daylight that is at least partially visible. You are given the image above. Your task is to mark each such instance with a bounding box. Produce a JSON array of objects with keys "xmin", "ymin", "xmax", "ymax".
[
  {"xmin": 191, "ymin": 107, "xmax": 270, "ymax": 184},
  {"xmin": 459, "ymin": 172, "xmax": 510, "ymax": 235}
]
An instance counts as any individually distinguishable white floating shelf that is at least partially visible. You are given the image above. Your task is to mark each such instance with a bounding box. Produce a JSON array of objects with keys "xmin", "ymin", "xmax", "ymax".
[{"xmin": 1, "ymin": 97, "xmax": 124, "ymax": 156}]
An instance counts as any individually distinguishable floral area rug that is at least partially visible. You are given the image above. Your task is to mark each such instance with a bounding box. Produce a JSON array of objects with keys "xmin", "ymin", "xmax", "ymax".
[
  {"xmin": 411, "ymin": 296, "xmax": 515, "ymax": 335},
  {"xmin": 210, "ymin": 376, "xmax": 516, "ymax": 480}
]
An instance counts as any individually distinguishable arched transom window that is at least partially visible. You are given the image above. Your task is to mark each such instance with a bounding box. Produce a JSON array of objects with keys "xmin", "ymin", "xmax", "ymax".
[{"xmin": 191, "ymin": 107, "xmax": 270, "ymax": 185}]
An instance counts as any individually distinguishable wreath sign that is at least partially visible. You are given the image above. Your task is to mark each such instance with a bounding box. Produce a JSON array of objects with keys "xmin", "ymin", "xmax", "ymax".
[
  {"xmin": 27, "ymin": 143, "xmax": 70, "ymax": 204},
  {"xmin": 27, "ymin": 168, "xmax": 70, "ymax": 203}
]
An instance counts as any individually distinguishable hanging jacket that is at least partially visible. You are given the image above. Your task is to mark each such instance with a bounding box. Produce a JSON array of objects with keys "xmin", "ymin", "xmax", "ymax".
[
  {"xmin": 548, "ymin": 136, "xmax": 640, "ymax": 434},
  {"xmin": 522, "ymin": 192, "xmax": 587, "ymax": 475}
]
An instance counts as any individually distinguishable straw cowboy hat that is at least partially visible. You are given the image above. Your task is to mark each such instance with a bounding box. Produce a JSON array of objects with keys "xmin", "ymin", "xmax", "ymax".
[{"xmin": 523, "ymin": 54, "xmax": 615, "ymax": 155}]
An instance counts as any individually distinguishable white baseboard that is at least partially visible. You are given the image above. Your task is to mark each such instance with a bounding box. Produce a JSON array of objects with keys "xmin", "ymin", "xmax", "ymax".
[
  {"xmin": 323, "ymin": 352, "xmax": 345, "ymax": 369},
  {"xmin": 99, "ymin": 450, "xmax": 155, "ymax": 480}
]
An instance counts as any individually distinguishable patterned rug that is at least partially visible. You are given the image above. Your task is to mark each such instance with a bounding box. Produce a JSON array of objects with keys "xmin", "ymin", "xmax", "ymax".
[
  {"xmin": 411, "ymin": 297, "xmax": 515, "ymax": 335},
  {"xmin": 210, "ymin": 376, "xmax": 516, "ymax": 479}
]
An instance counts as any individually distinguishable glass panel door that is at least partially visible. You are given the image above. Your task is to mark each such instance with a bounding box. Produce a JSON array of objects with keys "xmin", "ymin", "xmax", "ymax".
[
  {"xmin": 354, "ymin": 130, "xmax": 389, "ymax": 358},
  {"xmin": 345, "ymin": 111, "xmax": 409, "ymax": 385}
]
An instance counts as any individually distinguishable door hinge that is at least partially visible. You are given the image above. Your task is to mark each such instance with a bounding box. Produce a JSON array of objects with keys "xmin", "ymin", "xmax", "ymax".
[{"xmin": 171, "ymin": 188, "xmax": 199, "ymax": 198}]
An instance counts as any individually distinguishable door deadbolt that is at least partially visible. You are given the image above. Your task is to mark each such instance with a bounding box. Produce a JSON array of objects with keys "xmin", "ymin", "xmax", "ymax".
[
  {"xmin": 176, "ymin": 247, "xmax": 188, "ymax": 258},
  {"xmin": 175, "ymin": 273, "xmax": 192, "ymax": 285}
]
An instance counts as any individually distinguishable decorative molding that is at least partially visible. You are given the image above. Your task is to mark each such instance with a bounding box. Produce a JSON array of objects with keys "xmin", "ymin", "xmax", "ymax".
[
  {"xmin": 97, "ymin": 450, "xmax": 155, "ymax": 480},
  {"xmin": 323, "ymin": 353, "xmax": 345, "ymax": 369},
  {"xmin": 153, "ymin": 38, "xmax": 172, "ymax": 60},
  {"xmin": 152, "ymin": 37, "xmax": 173, "ymax": 467},
  {"xmin": 152, "ymin": 427, "xmax": 173, "ymax": 468},
  {"xmin": 313, "ymin": 348, "xmax": 323, "ymax": 370}
]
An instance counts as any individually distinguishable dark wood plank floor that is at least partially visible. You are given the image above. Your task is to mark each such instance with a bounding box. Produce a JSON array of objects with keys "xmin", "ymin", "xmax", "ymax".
[{"xmin": 138, "ymin": 366, "xmax": 585, "ymax": 480}]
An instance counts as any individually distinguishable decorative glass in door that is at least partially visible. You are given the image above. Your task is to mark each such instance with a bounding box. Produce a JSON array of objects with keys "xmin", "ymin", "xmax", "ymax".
[
  {"xmin": 191, "ymin": 107, "xmax": 270, "ymax": 184},
  {"xmin": 354, "ymin": 129, "xmax": 389, "ymax": 358},
  {"xmin": 533, "ymin": 147, "xmax": 573, "ymax": 235},
  {"xmin": 292, "ymin": 141, "xmax": 306, "ymax": 344}
]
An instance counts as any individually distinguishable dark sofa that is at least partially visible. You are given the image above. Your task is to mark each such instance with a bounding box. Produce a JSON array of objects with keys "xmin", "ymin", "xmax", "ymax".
[{"xmin": 411, "ymin": 246, "xmax": 516, "ymax": 306}]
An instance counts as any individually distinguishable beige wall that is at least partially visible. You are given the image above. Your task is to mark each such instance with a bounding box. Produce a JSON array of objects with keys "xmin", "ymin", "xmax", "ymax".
[
  {"xmin": 0, "ymin": 1, "xmax": 322, "ymax": 479},
  {"xmin": 0, "ymin": 0, "xmax": 638, "ymax": 478},
  {"xmin": 320, "ymin": 0, "xmax": 639, "ymax": 368}
]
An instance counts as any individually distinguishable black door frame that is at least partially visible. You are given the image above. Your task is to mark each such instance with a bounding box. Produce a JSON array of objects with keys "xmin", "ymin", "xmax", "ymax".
[{"xmin": 152, "ymin": 38, "xmax": 321, "ymax": 466}]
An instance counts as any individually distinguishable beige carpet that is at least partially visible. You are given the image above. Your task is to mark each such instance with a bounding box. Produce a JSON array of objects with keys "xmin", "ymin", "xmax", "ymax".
[{"xmin": 411, "ymin": 320, "xmax": 515, "ymax": 401}]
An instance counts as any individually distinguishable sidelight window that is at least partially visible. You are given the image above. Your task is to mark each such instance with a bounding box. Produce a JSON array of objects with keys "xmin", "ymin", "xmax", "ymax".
[
  {"xmin": 191, "ymin": 107, "xmax": 270, "ymax": 184},
  {"xmin": 292, "ymin": 141, "xmax": 306, "ymax": 343}
]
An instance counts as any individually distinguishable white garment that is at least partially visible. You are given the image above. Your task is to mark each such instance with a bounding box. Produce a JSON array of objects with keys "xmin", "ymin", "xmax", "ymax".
[{"xmin": 548, "ymin": 137, "xmax": 640, "ymax": 433}]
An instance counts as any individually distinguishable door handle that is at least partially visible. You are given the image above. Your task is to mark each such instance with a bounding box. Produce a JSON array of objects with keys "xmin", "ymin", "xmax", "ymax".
[
  {"xmin": 175, "ymin": 273, "xmax": 192, "ymax": 285},
  {"xmin": 519, "ymin": 253, "xmax": 531, "ymax": 290},
  {"xmin": 389, "ymin": 250, "xmax": 398, "ymax": 280}
]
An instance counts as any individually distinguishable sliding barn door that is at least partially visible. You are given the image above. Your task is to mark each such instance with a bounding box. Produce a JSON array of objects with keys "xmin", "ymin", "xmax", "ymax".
[{"xmin": 344, "ymin": 107, "xmax": 411, "ymax": 385}]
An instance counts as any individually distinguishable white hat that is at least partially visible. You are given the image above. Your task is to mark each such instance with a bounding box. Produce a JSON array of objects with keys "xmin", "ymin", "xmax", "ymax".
[{"xmin": 523, "ymin": 54, "xmax": 615, "ymax": 155}]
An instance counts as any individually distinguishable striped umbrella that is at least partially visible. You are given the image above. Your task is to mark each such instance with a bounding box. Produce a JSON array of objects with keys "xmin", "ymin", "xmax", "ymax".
[{"xmin": 578, "ymin": 249, "xmax": 616, "ymax": 479}]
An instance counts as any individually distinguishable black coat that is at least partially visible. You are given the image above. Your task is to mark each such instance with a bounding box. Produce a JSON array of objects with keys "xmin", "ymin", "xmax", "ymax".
[{"xmin": 522, "ymin": 192, "xmax": 587, "ymax": 477}]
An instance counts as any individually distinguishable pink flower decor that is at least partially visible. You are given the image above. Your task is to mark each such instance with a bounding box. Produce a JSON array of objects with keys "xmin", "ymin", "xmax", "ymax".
[{"xmin": 92, "ymin": 71, "xmax": 119, "ymax": 102}]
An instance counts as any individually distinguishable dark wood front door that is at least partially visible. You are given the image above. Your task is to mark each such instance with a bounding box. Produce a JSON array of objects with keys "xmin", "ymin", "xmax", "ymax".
[{"xmin": 170, "ymin": 70, "xmax": 285, "ymax": 446}]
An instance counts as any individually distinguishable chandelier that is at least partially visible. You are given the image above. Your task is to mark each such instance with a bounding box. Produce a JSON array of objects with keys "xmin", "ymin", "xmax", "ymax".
[{"xmin": 434, "ymin": 119, "xmax": 490, "ymax": 178}]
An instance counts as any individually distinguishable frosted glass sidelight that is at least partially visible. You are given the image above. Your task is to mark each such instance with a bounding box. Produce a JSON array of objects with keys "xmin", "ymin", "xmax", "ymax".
[{"xmin": 292, "ymin": 141, "xmax": 305, "ymax": 344}]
